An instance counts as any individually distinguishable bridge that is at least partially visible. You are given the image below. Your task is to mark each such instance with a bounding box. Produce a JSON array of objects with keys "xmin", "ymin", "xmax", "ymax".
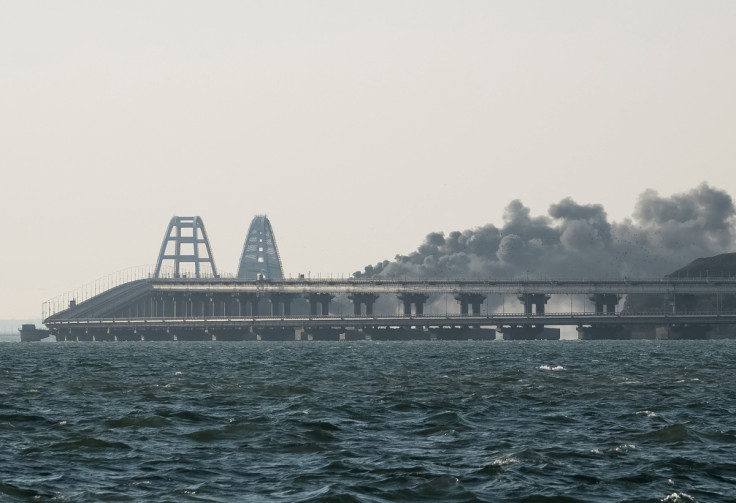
[{"xmin": 41, "ymin": 215, "xmax": 736, "ymax": 341}]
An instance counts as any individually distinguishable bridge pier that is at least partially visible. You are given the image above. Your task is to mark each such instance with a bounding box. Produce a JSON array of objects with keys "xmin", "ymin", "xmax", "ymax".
[
  {"xmin": 454, "ymin": 293, "xmax": 486, "ymax": 315},
  {"xmin": 397, "ymin": 293, "xmax": 430, "ymax": 315},
  {"xmin": 348, "ymin": 293, "xmax": 380, "ymax": 315},
  {"xmin": 210, "ymin": 293, "xmax": 231, "ymax": 317},
  {"xmin": 234, "ymin": 294, "xmax": 259, "ymax": 316},
  {"xmin": 156, "ymin": 294, "xmax": 174, "ymax": 317},
  {"xmin": 185, "ymin": 293, "xmax": 202, "ymax": 317},
  {"xmin": 223, "ymin": 293, "xmax": 240, "ymax": 317},
  {"xmin": 269, "ymin": 293, "xmax": 296, "ymax": 316},
  {"xmin": 518, "ymin": 294, "xmax": 550, "ymax": 314},
  {"xmin": 508, "ymin": 294, "xmax": 552, "ymax": 338},
  {"xmin": 588, "ymin": 294, "xmax": 621, "ymax": 314},
  {"xmin": 307, "ymin": 293, "xmax": 334, "ymax": 316}
]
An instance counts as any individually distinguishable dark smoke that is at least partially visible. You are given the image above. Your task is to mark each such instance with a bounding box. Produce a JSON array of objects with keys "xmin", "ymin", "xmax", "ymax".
[{"xmin": 354, "ymin": 183, "xmax": 736, "ymax": 281}]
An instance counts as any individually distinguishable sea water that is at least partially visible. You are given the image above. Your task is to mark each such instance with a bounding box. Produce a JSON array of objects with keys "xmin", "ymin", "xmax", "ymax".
[{"xmin": 1, "ymin": 340, "xmax": 734, "ymax": 502}]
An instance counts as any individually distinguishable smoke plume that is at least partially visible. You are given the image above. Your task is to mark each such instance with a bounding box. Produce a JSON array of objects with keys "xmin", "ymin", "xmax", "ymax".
[{"xmin": 354, "ymin": 183, "xmax": 736, "ymax": 281}]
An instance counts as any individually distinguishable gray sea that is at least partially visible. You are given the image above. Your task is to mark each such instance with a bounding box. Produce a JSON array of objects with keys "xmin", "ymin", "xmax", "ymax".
[{"xmin": 1, "ymin": 340, "xmax": 734, "ymax": 502}]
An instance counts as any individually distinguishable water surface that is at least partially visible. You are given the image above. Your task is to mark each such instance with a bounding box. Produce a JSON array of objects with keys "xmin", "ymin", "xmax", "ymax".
[{"xmin": 1, "ymin": 340, "xmax": 734, "ymax": 502}]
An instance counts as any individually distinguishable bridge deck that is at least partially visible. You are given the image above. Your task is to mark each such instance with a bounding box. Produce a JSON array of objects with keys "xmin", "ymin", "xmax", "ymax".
[
  {"xmin": 45, "ymin": 312, "xmax": 736, "ymax": 328},
  {"xmin": 148, "ymin": 277, "xmax": 736, "ymax": 295}
]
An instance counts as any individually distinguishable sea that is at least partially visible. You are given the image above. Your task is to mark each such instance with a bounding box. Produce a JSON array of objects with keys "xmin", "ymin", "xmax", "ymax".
[{"xmin": 1, "ymin": 340, "xmax": 734, "ymax": 502}]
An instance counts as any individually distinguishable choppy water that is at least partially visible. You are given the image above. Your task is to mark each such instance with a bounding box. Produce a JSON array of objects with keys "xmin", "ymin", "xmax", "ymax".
[{"xmin": 1, "ymin": 340, "xmax": 735, "ymax": 502}]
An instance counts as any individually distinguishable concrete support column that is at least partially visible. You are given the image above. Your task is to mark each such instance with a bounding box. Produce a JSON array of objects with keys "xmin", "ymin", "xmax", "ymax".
[
  {"xmin": 518, "ymin": 294, "xmax": 550, "ymax": 314},
  {"xmin": 588, "ymin": 294, "xmax": 621, "ymax": 314},
  {"xmin": 535, "ymin": 296, "xmax": 547, "ymax": 315},
  {"xmin": 227, "ymin": 293, "xmax": 240, "ymax": 317},
  {"xmin": 166, "ymin": 295, "xmax": 177, "ymax": 318},
  {"xmin": 348, "ymin": 293, "xmax": 380, "ymax": 316},
  {"xmin": 213, "ymin": 294, "xmax": 230, "ymax": 317},
  {"xmin": 235, "ymin": 294, "xmax": 258, "ymax": 316},
  {"xmin": 306, "ymin": 293, "xmax": 335, "ymax": 316},
  {"xmin": 454, "ymin": 293, "xmax": 486, "ymax": 315},
  {"xmin": 397, "ymin": 293, "xmax": 430, "ymax": 316},
  {"xmin": 270, "ymin": 293, "xmax": 295, "ymax": 317}
]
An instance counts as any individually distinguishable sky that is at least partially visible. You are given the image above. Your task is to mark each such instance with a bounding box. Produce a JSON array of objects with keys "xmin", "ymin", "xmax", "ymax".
[{"xmin": 1, "ymin": 1, "xmax": 736, "ymax": 319}]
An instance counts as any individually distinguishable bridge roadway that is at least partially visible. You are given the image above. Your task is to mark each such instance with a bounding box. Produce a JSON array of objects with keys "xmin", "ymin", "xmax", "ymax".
[
  {"xmin": 149, "ymin": 277, "xmax": 736, "ymax": 295},
  {"xmin": 45, "ymin": 312, "xmax": 736, "ymax": 329}
]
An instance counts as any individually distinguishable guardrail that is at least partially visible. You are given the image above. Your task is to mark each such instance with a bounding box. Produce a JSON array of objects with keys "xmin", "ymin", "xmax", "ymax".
[
  {"xmin": 41, "ymin": 265, "xmax": 244, "ymax": 319},
  {"xmin": 44, "ymin": 310, "xmax": 736, "ymax": 328},
  {"xmin": 43, "ymin": 266, "xmax": 158, "ymax": 319}
]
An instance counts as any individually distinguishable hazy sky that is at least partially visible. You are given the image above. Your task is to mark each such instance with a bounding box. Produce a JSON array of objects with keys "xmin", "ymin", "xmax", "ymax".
[{"xmin": 2, "ymin": 1, "xmax": 736, "ymax": 319}]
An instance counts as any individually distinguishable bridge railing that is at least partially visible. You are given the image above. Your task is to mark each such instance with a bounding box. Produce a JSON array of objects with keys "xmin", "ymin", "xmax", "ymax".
[
  {"xmin": 42, "ymin": 265, "xmax": 192, "ymax": 319},
  {"xmin": 43, "ymin": 310, "xmax": 736, "ymax": 325},
  {"xmin": 41, "ymin": 266, "xmax": 243, "ymax": 319}
]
